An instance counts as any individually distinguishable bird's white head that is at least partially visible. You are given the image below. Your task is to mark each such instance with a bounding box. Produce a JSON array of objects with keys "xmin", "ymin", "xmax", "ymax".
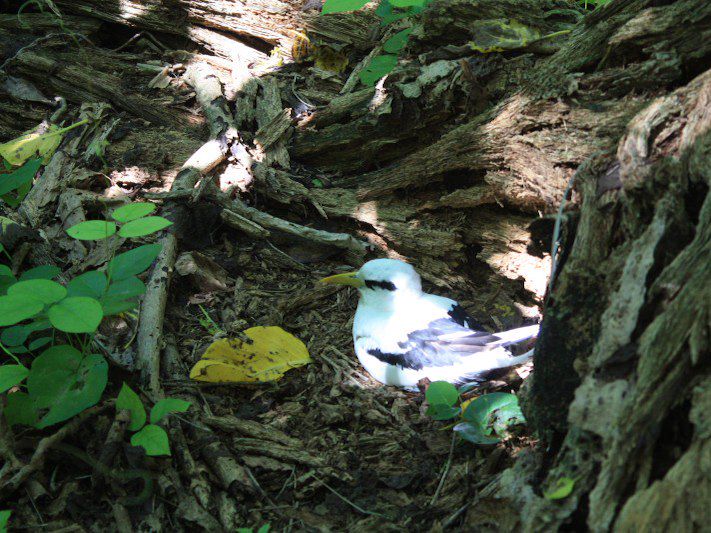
[{"xmin": 320, "ymin": 258, "xmax": 422, "ymax": 307}]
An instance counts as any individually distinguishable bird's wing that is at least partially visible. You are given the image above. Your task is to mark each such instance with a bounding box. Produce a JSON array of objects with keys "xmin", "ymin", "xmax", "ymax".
[
  {"xmin": 365, "ymin": 317, "xmax": 500, "ymax": 371},
  {"xmin": 366, "ymin": 317, "xmax": 538, "ymax": 372}
]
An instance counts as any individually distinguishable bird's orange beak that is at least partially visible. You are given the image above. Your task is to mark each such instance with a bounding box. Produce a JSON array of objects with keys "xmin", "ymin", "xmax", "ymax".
[{"xmin": 319, "ymin": 271, "xmax": 364, "ymax": 288}]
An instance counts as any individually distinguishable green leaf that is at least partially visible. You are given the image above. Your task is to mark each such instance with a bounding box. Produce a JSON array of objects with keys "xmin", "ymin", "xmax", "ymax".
[
  {"xmin": 150, "ymin": 398, "xmax": 191, "ymax": 424},
  {"xmin": 383, "ymin": 28, "xmax": 413, "ymax": 53},
  {"xmin": 118, "ymin": 216, "xmax": 172, "ymax": 238},
  {"xmin": 458, "ymin": 392, "xmax": 526, "ymax": 444},
  {"xmin": 66, "ymin": 270, "xmax": 108, "ymax": 299},
  {"xmin": 8, "ymin": 279, "xmax": 67, "ymax": 305},
  {"xmin": 426, "ymin": 403, "xmax": 461, "ymax": 421},
  {"xmin": 111, "ymin": 202, "xmax": 156, "ymax": 223},
  {"xmin": 0, "ymin": 274, "xmax": 16, "ymax": 296},
  {"xmin": 100, "ymin": 296, "xmax": 139, "ymax": 317},
  {"xmin": 1, "ymin": 319, "xmax": 51, "ymax": 346},
  {"xmin": 0, "ymin": 266, "xmax": 13, "ymax": 278},
  {"xmin": 27, "ymin": 345, "xmax": 81, "ymax": 408},
  {"xmin": 8, "ymin": 346, "xmax": 28, "ymax": 354},
  {"xmin": 1, "ymin": 325, "xmax": 30, "ymax": 346},
  {"xmin": 27, "ymin": 345, "xmax": 108, "ymax": 428},
  {"xmin": 66, "ymin": 220, "xmax": 117, "ymax": 241},
  {"xmin": 0, "ymin": 157, "xmax": 41, "ymax": 196},
  {"xmin": 256, "ymin": 525, "xmax": 271, "ymax": 533},
  {"xmin": 131, "ymin": 424, "xmax": 170, "ymax": 456},
  {"xmin": 376, "ymin": 1, "xmax": 412, "ymax": 25},
  {"xmin": 0, "ymin": 319, "xmax": 50, "ymax": 349},
  {"xmin": 389, "ymin": 0, "xmax": 427, "ymax": 6},
  {"xmin": 19, "ymin": 265, "xmax": 61, "ymax": 281},
  {"xmin": 48, "ymin": 296, "xmax": 103, "ymax": 333},
  {"xmin": 4, "ymin": 391, "xmax": 38, "ymax": 427},
  {"xmin": 0, "ymin": 364, "xmax": 29, "ymax": 393},
  {"xmin": 0, "ymin": 294, "xmax": 43, "ymax": 326},
  {"xmin": 116, "ymin": 382, "xmax": 146, "ymax": 431},
  {"xmin": 544, "ymin": 477, "xmax": 576, "ymax": 500},
  {"xmin": 28, "ymin": 336, "xmax": 52, "ymax": 351},
  {"xmin": 0, "ymin": 509, "xmax": 10, "ymax": 532},
  {"xmin": 107, "ymin": 244, "xmax": 162, "ymax": 282},
  {"xmin": 426, "ymin": 381, "xmax": 459, "ymax": 407},
  {"xmin": 453, "ymin": 421, "xmax": 501, "ymax": 445},
  {"xmin": 1, "ymin": 179, "xmax": 32, "ymax": 208},
  {"xmin": 359, "ymin": 54, "xmax": 398, "ymax": 86},
  {"xmin": 106, "ymin": 276, "xmax": 146, "ymax": 300},
  {"xmin": 322, "ymin": 0, "xmax": 369, "ymax": 14}
]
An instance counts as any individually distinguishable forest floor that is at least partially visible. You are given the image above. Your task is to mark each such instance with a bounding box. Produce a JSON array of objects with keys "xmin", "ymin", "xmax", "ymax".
[{"xmin": 0, "ymin": 0, "xmax": 549, "ymax": 531}]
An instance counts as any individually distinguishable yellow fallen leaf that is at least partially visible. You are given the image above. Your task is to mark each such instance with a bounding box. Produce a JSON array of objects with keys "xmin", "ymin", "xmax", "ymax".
[
  {"xmin": 467, "ymin": 19, "xmax": 541, "ymax": 54},
  {"xmin": 0, "ymin": 119, "xmax": 88, "ymax": 166},
  {"xmin": 314, "ymin": 47, "xmax": 349, "ymax": 74},
  {"xmin": 189, "ymin": 326, "xmax": 312, "ymax": 383}
]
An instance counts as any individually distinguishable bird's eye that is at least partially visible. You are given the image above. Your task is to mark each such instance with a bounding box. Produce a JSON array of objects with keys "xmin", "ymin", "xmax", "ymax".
[{"xmin": 364, "ymin": 280, "xmax": 396, "ymax": 291}]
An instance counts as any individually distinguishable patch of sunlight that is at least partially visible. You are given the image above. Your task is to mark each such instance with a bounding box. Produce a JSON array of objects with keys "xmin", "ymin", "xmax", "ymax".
[
  {"xmin": 485, "ymin": 251, "xmax": 551, "ymax": 299},
  {"xmin": 352, "ymin": 200, "xmax": 380, "ymax": 226},
  {"xmin": 368, "ymin": 78, "xmax": 390, "ymax": 113}
]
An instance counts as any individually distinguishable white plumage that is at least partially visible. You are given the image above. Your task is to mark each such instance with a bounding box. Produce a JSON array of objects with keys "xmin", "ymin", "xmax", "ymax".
[{"xmin": 322, "ymin": 258, "xmax": 538, "ymax": 389}]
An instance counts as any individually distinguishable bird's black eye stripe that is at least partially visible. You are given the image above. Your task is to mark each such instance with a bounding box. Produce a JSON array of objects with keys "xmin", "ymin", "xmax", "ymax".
[{"xmin": 364, "ymin": 280, "xmax": 397, "ymax": 291}]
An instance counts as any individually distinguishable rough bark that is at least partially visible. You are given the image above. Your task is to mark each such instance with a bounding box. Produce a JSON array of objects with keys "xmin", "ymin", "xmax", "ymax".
[
  {"xmin": 55, "ymin": 0, "xmax": 301, "ymax": 46},
  {"xmin": 444, "ymin": 1, "xmax": 711, "ymax": 529}
]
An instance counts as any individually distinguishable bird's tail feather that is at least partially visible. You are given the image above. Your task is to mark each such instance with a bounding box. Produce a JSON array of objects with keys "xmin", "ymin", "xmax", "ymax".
[
  {"xmin": 507, "ymin": 348, "xmax": 534, "ymax": 365},
  {"xmin": 492, "ymin": 324, "xmax": 539, "ymax": 346}
]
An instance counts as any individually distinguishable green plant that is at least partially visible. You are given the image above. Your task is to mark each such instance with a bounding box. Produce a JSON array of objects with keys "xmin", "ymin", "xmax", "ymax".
[
  {"xmin": 581, "ymin": 0, "xmax": 610, "ymax": 8},
  {"xmin": 0, "ymin": 158, "xmax": 41, "ymax": 207},
  {"xmin": 197, "ymin": 304, "xmax": 224, "ymax": 336},
  {"xmin": 116, "ymin": 383, "xmax": 191, "ymax": 456},
  {"xmin": 0, "ymin": 202, "xmax": 171, "ymax": 429},
  {"xmin": 0, "ymin": 509, "xmax": 10, "ymax": 533},
  {"xmin": 425, "ymin": 381, "xmax": 526, "ymax": 444},
  {"xmin": 237, "ymin": 524, "xmax": 271, "ymax": 533},
  {"xmin": 321, "ymin": 0, "xmax": 432, "ymax": 85},
  {"xmin": 543, "ymin": 477, "xmax": 576, "ymax": 500}
]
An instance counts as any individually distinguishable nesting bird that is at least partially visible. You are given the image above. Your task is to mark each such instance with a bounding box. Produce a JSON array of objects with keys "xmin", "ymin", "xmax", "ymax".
[{"xmin": 321, "ymin": 258, "xmax": 538, "ymax": 389}]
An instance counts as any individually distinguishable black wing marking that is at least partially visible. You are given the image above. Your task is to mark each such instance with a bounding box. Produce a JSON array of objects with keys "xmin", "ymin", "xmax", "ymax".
[
  {"xmin": 447, "ymin": 304, "xmax": 487, "ymax": 331},
  {"xmin": 367, "ymin": 315, "xmax": 502, "ymax": 371}
]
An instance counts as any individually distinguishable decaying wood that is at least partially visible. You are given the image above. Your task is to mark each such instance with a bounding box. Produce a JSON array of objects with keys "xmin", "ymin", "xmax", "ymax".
[
  {"xmin": 480, "ymin": 58, "xmax": 711, "ymax": 533},
  {"xmin": 56, "ymin": 0, "xmax": 300, "ymax": 46},
  {"xmin": 137, "ymin": 62, "xmax": 237, "ymax": 393},
  {"xmin": 91, "ymin": 410, "xmax": 131, "ymax": 488},
  {"xmin": 214, "ymin": 186, "xmax": 369, "ymax": 255},
  {"xmin": 136, "ymin": 233, "xmax": 177, "ymax": 396},
  {"xmin": 0, "ymin": 403, "xmax": 110, "ymax": 498},
  {"xmin": 19, "ymin": 104, "xmax": 114, "ymax": 227},
  {"xmin": 8, "ymin": 49, "xmax": 183, "ymax": 126},
  {"xmin": 204, "ymin": 415, "xmax": 303, "ymax": 447},
  {"xmin": 170, "ymin": 422, "xmax": 213, "ymax": 509},
  {"xmin": 190, "ymin": 426, "xmax": 256, "ymax": 496},
  {"xmin": 0, "ymin": 13, "xmax": 101, "ymax": 39},
  {"xmin": 353, "ymin": 95, "xmax": 637, "ymax": 211},
  {"xmin": 231, "ymin": 438, "xmax": 327, "ymax": 468},
  {"xmin": 220, "ymin": 209, "xmax": 270, "ymax": 238}
]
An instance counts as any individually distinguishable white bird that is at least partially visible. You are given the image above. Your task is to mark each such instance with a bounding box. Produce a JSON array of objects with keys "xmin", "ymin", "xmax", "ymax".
[{"xmin": 321, "ymin": 258, "xmax": 538, "ymax": 389}]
